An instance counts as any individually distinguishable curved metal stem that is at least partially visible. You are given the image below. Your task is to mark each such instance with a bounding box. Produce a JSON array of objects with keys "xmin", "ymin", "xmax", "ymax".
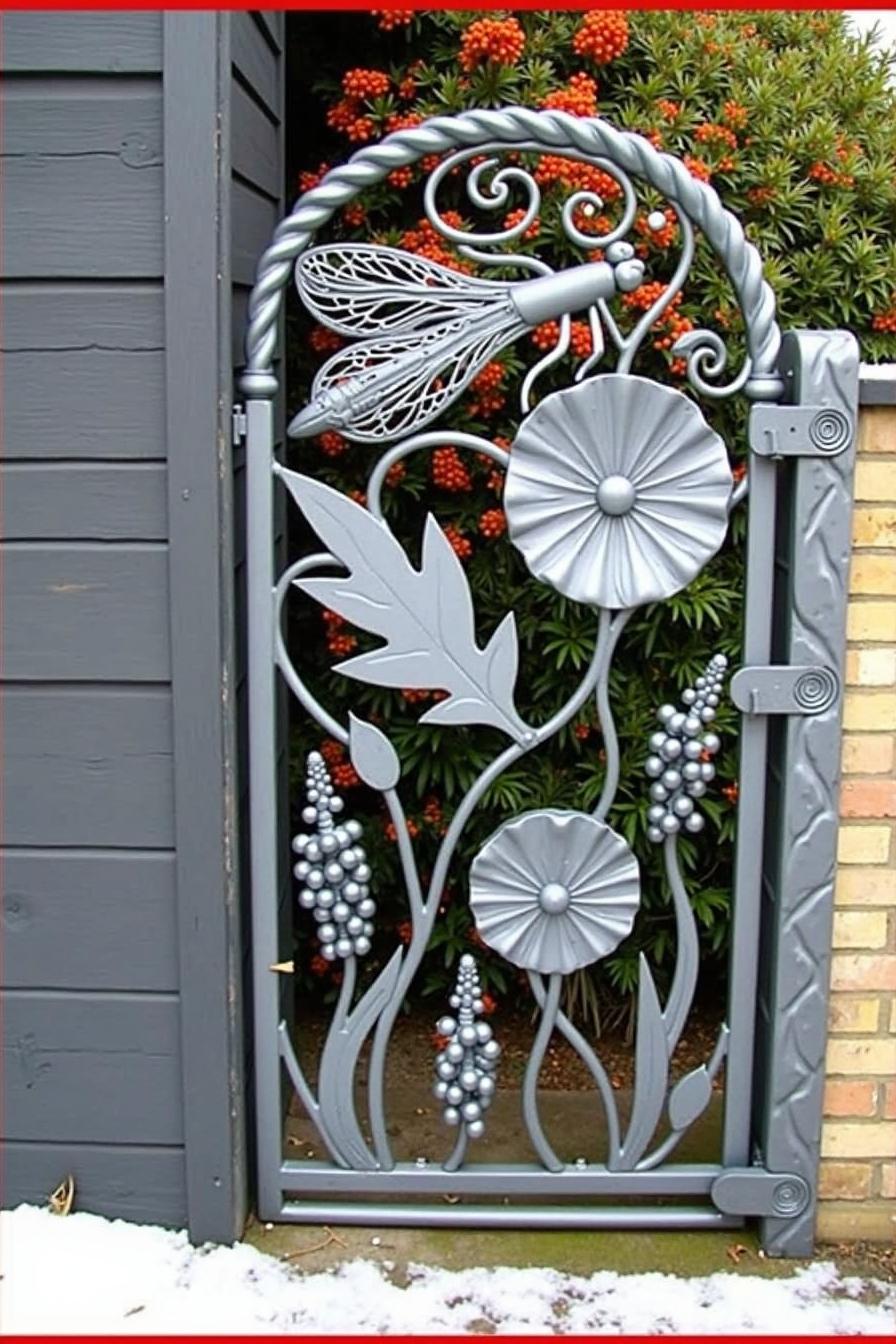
[
  {"xmin": 442, "ymin": 1127, "xmax": 469, "ymax": 1174},
  {"xmin": 331, "ymin": 954, "xmax": 356, "ymax": 1032},
  {"xmin": 530, "ymin": 972, "xmax": 622, "ymax": 1163},
  {"xmin": 593, "ymin": 608, "xmax": 634, "ymax": 822},
  {"xmin": 367, "ymin": 431, "xmax": 509, "ymax": 520},
  {"xmin": 617, "ymin": 202, "xmax": 694, "ymax": 376},
  {"xmin": 662, "ymin": 835, "xmax": 700, "ymax": 1052},
  {"xmin": 634, "ymin": 1024, "xmax": 729, "ymax": 1172},
  {"xmin": 277, "ymin": 1021, "xmax": 348, "ymax": 1169},
  {"xmin": 522, "ymin": 972, "xmax": 564, "ymax": 1171},
  {"xmin": 274, "ymin": 551, "xmax": 348, "ymax": 742},
  {"xmin": 368, "ymin": 615, "xmax": 610, "ymax": 1167}
]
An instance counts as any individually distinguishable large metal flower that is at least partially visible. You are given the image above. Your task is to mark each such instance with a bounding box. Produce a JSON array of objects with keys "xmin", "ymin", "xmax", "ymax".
[
  {"xmin": 505, "ymin": 374, "xmax": 733, "ymax": 609},
  {"xmin": 469, "ymin": 809, "xmax": 640, "ymax": 975}
]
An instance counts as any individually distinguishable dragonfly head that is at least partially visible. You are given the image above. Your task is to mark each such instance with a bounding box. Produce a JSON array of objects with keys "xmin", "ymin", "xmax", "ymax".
[{"xmin": 287, "ymin": 386, "xmax": 352, "ymax": 439}]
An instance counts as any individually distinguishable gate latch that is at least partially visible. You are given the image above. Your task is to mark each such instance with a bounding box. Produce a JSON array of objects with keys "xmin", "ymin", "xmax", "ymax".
[
  {"xmin": 730, "ymin": 665, "xmax": 839, "ymax": 716},
  {"xmin": 232, "ymin": 403, "xmax": 248, "ymax": 447},
  {"xmin": 749, "ymin": 404, "xmax": 853, "ymax": 459}
]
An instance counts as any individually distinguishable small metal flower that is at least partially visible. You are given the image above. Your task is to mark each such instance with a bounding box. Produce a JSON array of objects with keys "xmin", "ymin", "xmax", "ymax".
[
  {"xmin": 644, "ymin": 652, "xmax": 728, "ymax": 842},
  {"xmin": 292, "ymin": 751, "xmax": 375, "ymax": 959},
  {"xmin": 504, "ymin": 374, "xmax": 733, "ymax": 609},
  {"xmin": 469, "ymin": 809, "xmax": 640, "ymax": 975},
  {"xmin": 433, "ymin": 954, "xmax": 499, "ymax": 1143}
]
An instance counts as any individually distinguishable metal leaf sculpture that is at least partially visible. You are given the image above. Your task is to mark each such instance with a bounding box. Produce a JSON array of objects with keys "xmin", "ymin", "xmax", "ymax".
[{"xmin": 280, "ymin": 469, "xmax": 529, "ymax": 742}]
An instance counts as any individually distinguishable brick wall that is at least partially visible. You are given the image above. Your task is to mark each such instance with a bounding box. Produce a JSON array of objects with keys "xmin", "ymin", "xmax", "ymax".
[{"xmin": 817, "ymin": 401, "xmax": 896, "ymax": 1243}]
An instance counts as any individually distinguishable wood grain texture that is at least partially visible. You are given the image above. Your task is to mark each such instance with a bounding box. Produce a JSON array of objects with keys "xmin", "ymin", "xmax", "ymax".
[
  {"xmin": 2, "ymin": 80, "xmax": 162, "ymax": 159},
  {"xmin": 2, "ymin": 1142, "xmax": 187, "ymax": 1225},
  {"xmin": 2, "ymin": 991, "xmax": 182, "ymax": 1144},
  {"xmin": 2, "ymin": 285, "xmax": 164, "ymax": 460},
  {"xmin": 0, "ymin": 13, "xmax": 162, "ymax": 72},
  {"xmin": 164, "ymin": 11, "xmax": 247, "ymax": 1244},
  {"xmin": 4, "ymin": 349, "xmax": 165, "ymax": 461},
  {"xmin": 232, "ymin": 12, "xmax": 280, "ymax": 119},
  {"xmin": 2, "ymin": 156, "xmax": 163, "ymax": 278},
  {"xmin": 2, "ymin": 463, "xmax": 168, "ymax": 541},
  {"xmin": 3, "ymin": 544, "xmax": 170, "ymax": 680},
  {"xmin": 2, "ymin": 283, "xmax": 164, "ymax": 351},
  {"xmin": 231, "ymin": 78, "xmax": 280, "ymax": 200},
  {"xmin": 2, "ymin": 849, "xmax": 177, "ymax": 992},
  {"xmin": 4, "ymin": 688, "xmax": 174, "ymax": 848},
  {"xmin": 232, "ymin": 179, "xmax": 280, "ymax": 288},
  {"xmin": 255, "ymin": 11, "xmax": 284, "ymax": 51}
]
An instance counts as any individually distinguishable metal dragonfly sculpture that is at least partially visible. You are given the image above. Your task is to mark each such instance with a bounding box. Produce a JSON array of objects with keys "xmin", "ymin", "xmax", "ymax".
[{"xmin": 287, "ymin": 240, "xmax": 645, "ymax": 444}]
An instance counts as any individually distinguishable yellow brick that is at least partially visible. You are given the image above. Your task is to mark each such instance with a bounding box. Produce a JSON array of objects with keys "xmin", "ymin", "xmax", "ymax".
[
  {"xmin": 828, "ymin": 995, "xmax": 881, "ymax": 1033},
  {"xmin": 858, "ymin": 406, "xmax": 896, "ymax": 455},
  {"xmin": 836, "ymin": 867, "xmax": 896, "ymax": 906},
  {"xmin": 821, "ymin": 1122, "xmax": 896, "ymax": 1159},
  {"xmin": 842, "ymin": 691, "xmax": 896, "ymax": 732},
  {"xmin": 891, "ymin": 999, "xmax": 896, "ymax": 1035},
  {"xmin": 846, "ymin": 600, "xmax": 896, "ymax": 642},
  {"xmin": 881, "ymin": 1164, "xmax": 896, "ymax": 1199},
  {"xmin": 830, "ymin": 953, "xmax": 896, "ymax": 992},
  {"xmin": 833, "ymin": 910, "xmax": 889, "ymax": 949},
  {"xmin": 855, "ymin": 649, "xmax": 896, "ymax": 686},
  {"xmin": 853, "ymin": 507, "xmax": 896, "ymax": 548},
  {"xmin": 850, "ymin": 555, "xmax": 896, "ymax": 596},
  {"xmin": 837, "ymin": 825, "xmax": 891, "ymax": 864},
  {"xmin": 855, "ymin": 459, "xmax": 896, "ymax": 503},
  {"xmin": 826, "ymin": 1037, "xmax": 896, "ymax": 1076},
  {"xmin": 841, "ymin": 735, "xmax": 895, "ymax": 775}
]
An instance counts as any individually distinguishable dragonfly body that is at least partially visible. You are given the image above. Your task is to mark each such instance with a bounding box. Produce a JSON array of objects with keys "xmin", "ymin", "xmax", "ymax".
[{"xmin": 288, "ymin": 244, "xmax": 644, "ymax": 443}]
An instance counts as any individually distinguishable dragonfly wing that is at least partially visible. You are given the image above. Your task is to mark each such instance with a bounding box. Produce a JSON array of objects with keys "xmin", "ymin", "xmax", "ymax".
[
  {"xmin": 312, "ymin": 310, "xmax": 527, "ymax": 443},
  {"xmin": 297, "ymin": 244, "xmax": 509, "ymax": 338}
]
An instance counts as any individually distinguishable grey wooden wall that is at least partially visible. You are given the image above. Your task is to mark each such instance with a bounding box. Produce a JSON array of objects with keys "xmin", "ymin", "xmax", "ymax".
[{"xmin": 1, "ymin": 10, "xmax": 284, "ymax": 1243}]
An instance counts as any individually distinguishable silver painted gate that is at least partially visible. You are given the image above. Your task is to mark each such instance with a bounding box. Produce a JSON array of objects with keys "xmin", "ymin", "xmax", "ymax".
[{"xmin": 238, "ymin": 109, "xmax": 859, "ymax": 1254}]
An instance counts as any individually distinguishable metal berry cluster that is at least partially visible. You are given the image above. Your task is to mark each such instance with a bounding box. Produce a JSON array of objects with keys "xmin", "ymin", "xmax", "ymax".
[
  {"xmin": 433, "ymin": 953, "xmax": 500, "ymax": 1139},
  {"xmin": 645, "ymin": 653, "xmax": 728, "ymax": 843},
  {"xmin": 292, "ymin": 750, "xmax": 375, "ymax": 960}
]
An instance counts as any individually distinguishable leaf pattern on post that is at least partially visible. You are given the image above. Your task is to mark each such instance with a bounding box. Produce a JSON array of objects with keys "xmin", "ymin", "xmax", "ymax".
[{"xmin": 281, "ymin": 470, "xmax": 529, "ymax": 742}]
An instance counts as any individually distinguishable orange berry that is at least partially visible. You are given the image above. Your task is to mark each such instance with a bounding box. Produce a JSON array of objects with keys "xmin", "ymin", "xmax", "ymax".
[
  {"xmin": 573, "ymin": 10, "xmax": 629, "ymax": 64},
  {"xmin": 432, "ymin": 446, "xmax": 472, "ymax": 493},
  {"xmin": 459, "ymin": 17, "xmax": 525, "ymax": 72},
  {"xmin": 342, "ymin": 68, "xmax": 391, "ymax": 100},
  {"xmin": 371, "ymin": 9, "xmax": 413, "ymax": 31},
  {"xmin": 318, "ymin": 431, "xmax": 348, "ymax": 458},
  {"xmin": 479, "ymin": 508, "xmax": 507, "ymax": 539},
  {"xmin": 443, "ymin": 524, "xmax": 473, "ymax": 561}
]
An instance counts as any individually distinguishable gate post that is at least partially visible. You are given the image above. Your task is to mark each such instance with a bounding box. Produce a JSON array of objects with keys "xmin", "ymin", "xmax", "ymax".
[{"xmin": 756, "ymin": 330, "xmax": 859, "ymax": 1255}]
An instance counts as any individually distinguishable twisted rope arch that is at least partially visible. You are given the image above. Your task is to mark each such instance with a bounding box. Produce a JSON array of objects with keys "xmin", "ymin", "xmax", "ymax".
[{"xmin": 241, "ymin": 107, "xmax": 781, "ymax": 400}]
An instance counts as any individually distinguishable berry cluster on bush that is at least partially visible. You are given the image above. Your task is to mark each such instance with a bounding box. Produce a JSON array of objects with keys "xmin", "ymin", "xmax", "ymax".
[{"xmin": 284, "ymin": 10, "xmax": 896, "ymax": 1024}]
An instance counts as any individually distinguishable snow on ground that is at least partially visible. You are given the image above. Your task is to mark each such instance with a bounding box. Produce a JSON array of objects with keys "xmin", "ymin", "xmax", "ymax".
[{"xmin": 2, "ymin": 1206, "xmax": 894, "ymax": 1336}]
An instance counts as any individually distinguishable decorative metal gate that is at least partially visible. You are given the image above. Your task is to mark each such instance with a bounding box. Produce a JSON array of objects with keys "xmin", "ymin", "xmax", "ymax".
[{"xmin": 238, "ymin": 109, "xmax": 858, "ymax": 1254}]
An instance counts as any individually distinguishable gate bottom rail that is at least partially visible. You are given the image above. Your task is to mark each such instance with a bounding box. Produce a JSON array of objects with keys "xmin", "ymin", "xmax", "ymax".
[{"xmin": 279, "ymin": 1160, "xmax": 809, "ymax": 1219}]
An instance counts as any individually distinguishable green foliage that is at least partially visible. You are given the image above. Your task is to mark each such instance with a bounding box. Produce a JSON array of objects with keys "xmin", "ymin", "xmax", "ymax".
[{"xmin": 284, "ymin": 10, "xmax": 895, "ymax": 1025}]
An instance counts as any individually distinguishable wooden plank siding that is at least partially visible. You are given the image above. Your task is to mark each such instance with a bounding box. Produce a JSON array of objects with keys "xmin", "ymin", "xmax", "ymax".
[{"xmin": 0, "ymin": 10, "xmax": 278, "ymax": 1239}]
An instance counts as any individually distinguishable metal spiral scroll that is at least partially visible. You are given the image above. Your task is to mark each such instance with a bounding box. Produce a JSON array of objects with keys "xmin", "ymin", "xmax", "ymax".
[{"xmin": 241, "ymin": 107, "xmax": 781, "ymax": 396}]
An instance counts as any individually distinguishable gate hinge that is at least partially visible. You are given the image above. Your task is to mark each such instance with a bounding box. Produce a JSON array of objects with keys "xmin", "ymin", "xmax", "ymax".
[
  {"xmin": 711, "ymin": 1168, "xmax": 810, "ymax": 1219},
  {"xmin": 730, "ymin": 665, "xmax": 839, "ymax": 716},
  {"xmin": 232, "ymin": 403, "xmax": 248, "ymax": 446},
  {"xmin": 749, "ymin": 404, "xmax": 853, "ymax": 459}
]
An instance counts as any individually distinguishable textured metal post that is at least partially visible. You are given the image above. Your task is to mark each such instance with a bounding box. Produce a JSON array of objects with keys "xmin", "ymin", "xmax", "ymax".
[
  {"xmin": 242, "ymin": 375, "xmax": 282, "ymax": 1221},
  {"xmin": 721, "ymin": 456, "xmax": 778, "ymax": 1168},
  {"xmin": 757, "ymin": 331, "xmax": 859, "ymax": 1256}
]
